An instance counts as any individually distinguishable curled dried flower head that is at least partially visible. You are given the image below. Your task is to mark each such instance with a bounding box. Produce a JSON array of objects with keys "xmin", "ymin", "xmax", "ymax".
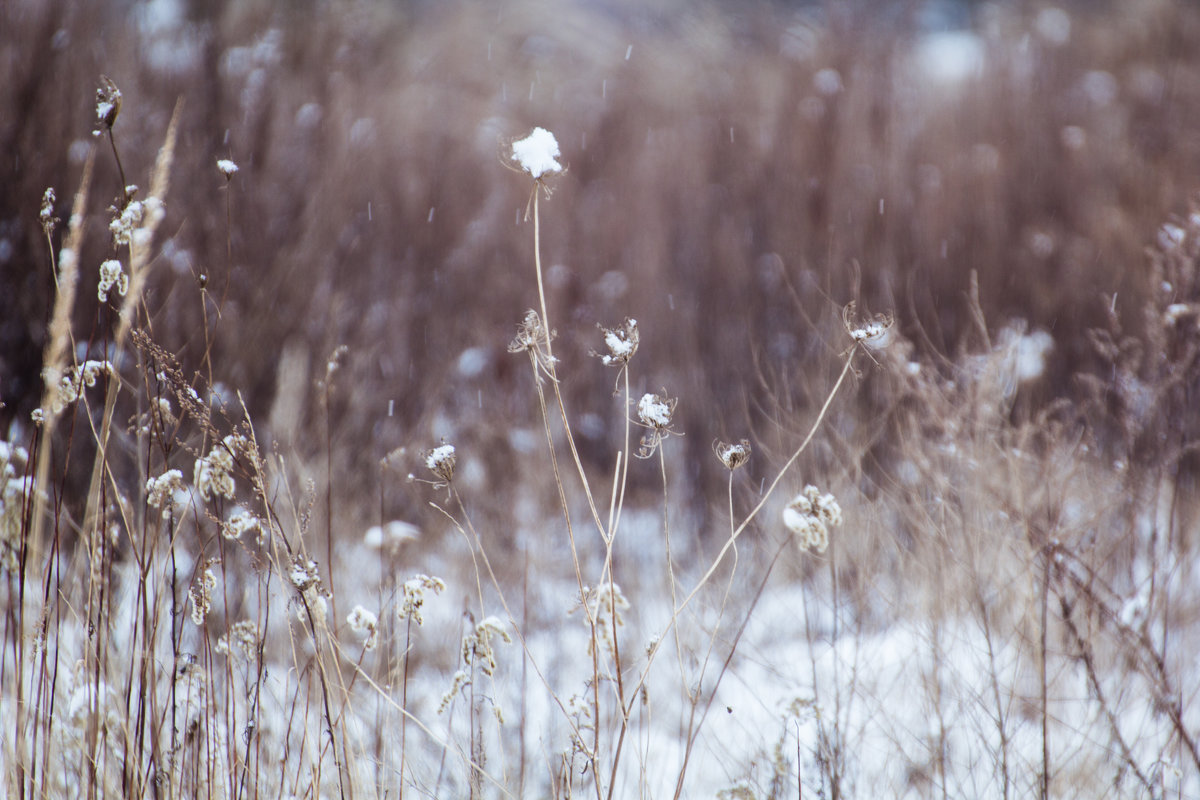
[
  {"xmin": 508, "ymin": 309, "xmax": 558, "ymax": 380},
  {"xmin": 217, "ymin": 158, "xmax": 239, "ymax": 178},
  {"xmin": 425, "ymin": 444, "xmax": 456, "ymax": 484},
  {"xmin": 843, "ymin": 303, "xmax": 894, "ymax": 349},
  {"xmin": 98, "ymin": 259, "xmax": 128, "ymax": 302},
  {"xmin": 96, "ymin": 75, "xmax": 122, "ymax": 129},
  {"xmin": 511, "ymin": 127, "xmax": 563, "ymax": 179},
  {"xmin": 715, "ymin": 439, "xmax": 752, "ymax": 470},
  {"xmin": 593, "ymin": 318, "xmax": 639, "ymax": 366},
  {"xmin": 783, "ymin": 484, "xmax": 843, "ymax": 553}
]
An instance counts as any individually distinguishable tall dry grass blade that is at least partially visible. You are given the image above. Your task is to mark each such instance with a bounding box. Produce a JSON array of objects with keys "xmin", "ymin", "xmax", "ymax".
[{"xmin": 27, "ymin": 146, "xmax": 96, "ymax": 573}]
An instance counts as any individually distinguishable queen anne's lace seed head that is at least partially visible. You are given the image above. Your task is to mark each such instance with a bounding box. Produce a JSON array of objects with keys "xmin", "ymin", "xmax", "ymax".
[
  {"xmin": 511, "ymin": 127, "xmax": 562, "ymax": 179},
  {"xmin": 635, "ymin": 390, "xmax": 679, "ymax": 458},
  {"xmin": 638, "ymin": 392, "xmax": 675, "ymax": 429},
  {"xmin": 425, "ymin": 444, "xmax": 457, "ymax": 484},
  {"xmin": 715, "ymin": 439, "xmax": 752, "ymax": 470},
  {"xmin": 594, "ymin": 318, "xmax": 639, "ymax": 366},
  {"xmin": 843, "ymin": 303, "xmax": 894, "ymax": 349}
]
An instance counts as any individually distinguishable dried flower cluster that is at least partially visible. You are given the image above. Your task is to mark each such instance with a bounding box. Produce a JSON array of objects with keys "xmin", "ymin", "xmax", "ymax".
[
  {"xmin": 146, "ymin": 469, "xmax": 185, "ymax": 511},
  {"xmin": 216, "ymin": 620, "xmax": 260, "ymax": 660},
  {"xmin": 440, "ymin": 615, "xmax": 512, "ymax": 713},
  {"xmin": 194, "ymin": 441, "xmax": 235, "ymax": 501},
  {"xmin": 0, "ymin": 443, "xmax": 31, "ymax": 573},
  {"xmin": 574, "ymin": 583, "xmax": 630, "ymax": 658},
  {"xmin": 189, "ymin": 566, "xmax": 218, "ymax": 625},
  {"xmin": 783, "ymin": 485, "xmax": 843, "ymax": 553},
  {"xmin": 97, "ymin": 258, "xmax": 128, "ymax": 302},
  {"xmin": 397, "ymin": 574, "xmax": 446, "ymax": 626},
  {"xmin": 222, "ymin": 507, "xmax": 259, "ymax": 541},
  {"xmin": 594, "ymin": 318, "xmax": 640, "ymax": 366},
  {"xmin": 346, "ymin": 605, "xmax": 379, "ymax": 651},
  {"xmin": 40, "ymin": 360, "xmax": 114, "ymax": 418},
  {"xmin": 715, "ymin": 439, "xmax": 752, "ymax": 470},
  {"xmin": 636, "ymin": 390, "xmax": 679, "ymax": 458},
  {"xmin": 425, "ymin": 444, "xmax": 457, "ymax": 484},
  {"xmin": 216, "ymin": 158, "xmax": 239, "ymax": 178}
]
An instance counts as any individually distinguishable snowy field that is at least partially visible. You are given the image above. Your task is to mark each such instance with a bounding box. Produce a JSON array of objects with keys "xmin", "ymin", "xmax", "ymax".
[{"xmin": 3, "ymin": 0, "xmax": 1200, "ymax": 797}]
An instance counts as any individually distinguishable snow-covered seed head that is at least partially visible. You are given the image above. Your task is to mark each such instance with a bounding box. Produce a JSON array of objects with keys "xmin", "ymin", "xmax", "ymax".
[
  {"xmin": 637, "ymin": 392, "xmax": 676, "ymax": 429},
  {"xmin": 511, "ymin": 127, "xmax": 563, "ymax": 179},
  {"xmin": 222, "ymin": 507, "xmax": 259, "ymax": 541},
  {"xmin": 346, "ymin": 605, "xmax": 379, "ymax": 651},
  {"xmin": 289, "ymin": 558, "xmax": 321, "ymax": 593},
  {"xmin": 843, "ymin": 303, "xmax": 894, "ymax": 349},
  {"xmin": 145, "ymin": 469, "xmax": 185, "ymax": 511},
  {"xmin": 783, "ymin": 484, "xmax": 843, "ymax": 554},
  {"xmin": 96, "ymin": 75, "xmax": 122, "ymax": 129},
  {"xmin": 635, "ymin": 390, "xmax": 679, "ymax": 458},
  {"xmin": 216, "ymin": 620, "xmax": 260, "ymax": 660},
  {"xmin": 98, "ymin": 259, "xmax": 128, "ymax": 302},
  {"xmin": 189, "ymin": 566, "xmax": 217, "ymax": 626},
  {"xmin": 594, "ymin": 318, "xmax": 639, "ymax": 366},
  {"xmin": 217, "ymin": 158, "xmax": 239, "ymax": 179},
  {"xmin": 715, "ymin": 439, "xmax": 752, "ymax": 471},
  {"xmin": 397, "ymin": 573, "xmax": 446, "ymax": 626},
  {"xmin": 425, "ymin": 444, "xmax": 457, "ymax": 484}
]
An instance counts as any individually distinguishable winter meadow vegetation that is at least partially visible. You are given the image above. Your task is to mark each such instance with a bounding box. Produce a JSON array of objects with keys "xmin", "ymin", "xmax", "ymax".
[{"xmin": 3, "ymin": 0, "xmax": 1200, "ymax": 797}]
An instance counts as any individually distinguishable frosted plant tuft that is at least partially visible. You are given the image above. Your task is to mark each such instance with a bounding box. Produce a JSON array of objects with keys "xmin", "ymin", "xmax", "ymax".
[
  {"xmin": 346, "ymin": 605, "xmax": 379, "ymax": 650},
  {"xmin": 98, "ymin": 258, "xmax": 128, "ymax": 302},
  {"xmin": 511, "ymin": 127, "xmax": 563, "ymax": 179},
  {"xmin": 593, "ymin": 318, "xmax": 640, "ymax": 366},
  {"xmin": 397, "ymin": 574, "xmax": 446, "ymax": 625},
  {"xmin": 715, "ymin": 438, "xmax": 752, "ymax": 471},
  {"xmin": 783, "ymin": 484, "xmax": 842, "ymax": 553},
  {"xmin": 217, "ymin": 158, "xmax": 239, "ymax": 178},
  {"xmin": 635, "ymin": 390, "xmax": 679, "ymax": 458},
  {"xmin": 425, "ymin": 443, "xmax": 457, "ymax": 484}
]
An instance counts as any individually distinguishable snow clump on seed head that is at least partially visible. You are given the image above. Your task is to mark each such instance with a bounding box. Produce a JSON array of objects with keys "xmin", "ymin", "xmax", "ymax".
[{"xmin": 511, "ymin": 127, "xmax": 563, "ymax": 179}]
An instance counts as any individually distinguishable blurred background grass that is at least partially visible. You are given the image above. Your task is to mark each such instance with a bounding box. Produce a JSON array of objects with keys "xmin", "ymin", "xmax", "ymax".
[{"xmin": 3, "ymin": 0, "xmax": 1200, "ymax": 539}]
